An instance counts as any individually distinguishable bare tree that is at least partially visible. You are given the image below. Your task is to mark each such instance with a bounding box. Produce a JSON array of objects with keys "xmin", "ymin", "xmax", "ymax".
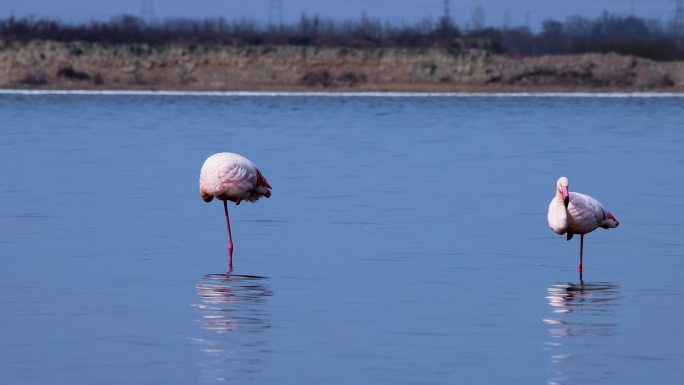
[{"xmin": 1, "ymin": 12, "xmax": 683, "ymax": 60}]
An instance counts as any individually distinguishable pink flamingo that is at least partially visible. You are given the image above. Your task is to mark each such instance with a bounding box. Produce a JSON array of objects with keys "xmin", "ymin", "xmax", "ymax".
[
  {"xmin": 547, "ymin": 177, "xmax": 619, "ymax": 275},
  {"xmin": 200, "ymin": 153, "xmax": 272, "ymax": 269}
]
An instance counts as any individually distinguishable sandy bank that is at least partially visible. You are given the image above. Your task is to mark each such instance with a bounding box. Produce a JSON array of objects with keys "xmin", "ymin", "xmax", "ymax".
[{"xmin": 2, "ymin": 39, "xmax": 684, "ymax": 92}]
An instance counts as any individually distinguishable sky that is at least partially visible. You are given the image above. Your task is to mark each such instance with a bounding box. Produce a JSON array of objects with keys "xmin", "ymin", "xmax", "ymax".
[{"xmin": 0, "ymin": 0, "xmax": 678, "ymax": 29}]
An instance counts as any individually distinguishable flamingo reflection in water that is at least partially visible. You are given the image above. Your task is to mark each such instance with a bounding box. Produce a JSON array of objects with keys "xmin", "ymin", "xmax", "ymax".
[
  {"xmin": 543, "ymin": 281, "xmax": 620, "ymax": 385},
  {"xmin": 191, "ymin": 274, "xmax": 273, "ymax": 383}
]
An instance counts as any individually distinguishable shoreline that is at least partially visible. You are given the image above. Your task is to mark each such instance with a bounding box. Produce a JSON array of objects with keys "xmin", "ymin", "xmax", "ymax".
[
  {"xmin": 3, "ymin": 88, "xmax": 684, "ymax": 97},
  {"xmin": 3, "ymin": 78, "xmax": 684, "ymax": 94}
]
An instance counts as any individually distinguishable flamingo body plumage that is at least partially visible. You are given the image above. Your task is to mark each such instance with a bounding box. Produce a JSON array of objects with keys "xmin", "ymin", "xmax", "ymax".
[
  {"xmin": 565, "ymin": 192, "xmax": 618, "ymax": 236},
  {"xmin": 200, "ymin": 152, "xmax": 271, "ymax": 204},
  {"xmin": 547, "ymin": 177, "xmax": 618, "ymax": 276},
  {"xmin": 200, "ymin": 152, "xmax": 271, "ymax": 270}
]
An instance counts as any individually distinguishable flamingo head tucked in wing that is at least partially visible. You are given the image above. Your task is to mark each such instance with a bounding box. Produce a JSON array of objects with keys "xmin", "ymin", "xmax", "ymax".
[
  {"xmin": 255, "ymin": 170, "xmax": 272, "ymax": 198},
  {"xmin": 601, "ymin": 211, "xmax": 619, "ymax": 229}
]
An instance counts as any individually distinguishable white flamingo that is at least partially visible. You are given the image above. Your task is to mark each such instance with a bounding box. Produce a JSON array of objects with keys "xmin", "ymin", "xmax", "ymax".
[
  {"xmin": 200, "ymin": 153, "xmax": 272, "ymax": 269},
  {"xmin": 547, "ymin": 177, "xmax": 619, "ymax": 275}
]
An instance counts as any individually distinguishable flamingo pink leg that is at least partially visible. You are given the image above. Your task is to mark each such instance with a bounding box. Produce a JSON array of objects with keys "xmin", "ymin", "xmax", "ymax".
[
  {"xmin": 223, "ymin": 200, "xmax": 234, "ymax": 269},
  {"xmin": 578, "ymin": 234, "xmax": 584, "ymax": 273}
]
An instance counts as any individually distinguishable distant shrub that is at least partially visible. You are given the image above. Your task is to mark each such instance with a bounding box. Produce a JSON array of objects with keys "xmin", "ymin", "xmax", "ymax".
[
  {"xmin": 337, "ymin": 72, "xmax": 367, "ymax": 87},
  {"xmin": 57, "ymin": 66, "xmax": 90, "ymax": 80},
  {"xmin": 19, "ymin": 75, "xmax": 48, "ymax": 85},
  {"xmin": 302, "ymin": 71, "xmax": 334, "ymax": 87}
]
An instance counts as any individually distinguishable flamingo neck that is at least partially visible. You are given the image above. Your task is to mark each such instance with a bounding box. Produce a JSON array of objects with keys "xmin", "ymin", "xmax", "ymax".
[{"xmin": 555, "ymin": 188, "xmax": 565, "ymax": 204}]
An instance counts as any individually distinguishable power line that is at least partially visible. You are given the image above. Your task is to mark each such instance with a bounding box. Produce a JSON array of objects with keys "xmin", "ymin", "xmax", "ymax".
[
  {"xmin": 269, "ymin": 0, "xmax": 283, "ymax": 26},
  {"xmin": 675, "ymin": 0, "xmax": 684, "ymax": 47},
  {"xmin": 503, "ymin": 10, "xmax": 511, "ymax": 30},
  {"xmin": 140, "ymin": 0, "xmax": 156, "ymax": 23}
]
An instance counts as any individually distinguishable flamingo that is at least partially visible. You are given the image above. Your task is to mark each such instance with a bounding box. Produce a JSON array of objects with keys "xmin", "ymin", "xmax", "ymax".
[
  {"xmin": 547, "ymin": 177, "xmax": 619, "ymax": 276},
  {"xmin": 200, "ymin": 152, "xmax": 272, "ymax": 270}
]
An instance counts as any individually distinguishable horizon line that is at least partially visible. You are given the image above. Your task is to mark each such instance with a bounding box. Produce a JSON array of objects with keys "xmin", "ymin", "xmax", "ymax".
[{"xmin": 1, "ymin": 89, "xmax": 684, "ymax": 97}]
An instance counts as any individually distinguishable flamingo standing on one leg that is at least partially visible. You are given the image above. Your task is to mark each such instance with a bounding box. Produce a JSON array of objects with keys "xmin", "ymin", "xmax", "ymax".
[
  {"xmin": 547, "ymin": 177, "xmax": 619, "ymax": 277},
  {"xmin": 200, "ymin": 152, "xmax": 272, "ymax": 270}
]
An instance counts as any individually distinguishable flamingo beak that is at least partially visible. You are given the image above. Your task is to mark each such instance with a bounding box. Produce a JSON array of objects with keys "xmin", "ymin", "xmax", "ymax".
[{"xmin": 562, "ymin": 187, "xmax": 569, "ymax": 208}]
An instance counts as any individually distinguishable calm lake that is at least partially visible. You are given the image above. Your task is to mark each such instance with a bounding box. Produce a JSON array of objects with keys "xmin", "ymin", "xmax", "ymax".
[{"xmin": 1, "ymin": 91, "xmax": 683, "ymax": 385}]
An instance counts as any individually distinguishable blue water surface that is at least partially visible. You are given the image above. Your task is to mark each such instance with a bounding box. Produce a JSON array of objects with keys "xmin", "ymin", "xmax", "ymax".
[{"xmin": 1, "ymin": 92, "xmax": 683, "ymax": 385}]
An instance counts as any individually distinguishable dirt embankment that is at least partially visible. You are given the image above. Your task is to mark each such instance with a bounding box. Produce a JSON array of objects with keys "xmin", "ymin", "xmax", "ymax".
[{"xmin": 1, "ymin": 39, "xmax": 684, "ymax": 92}]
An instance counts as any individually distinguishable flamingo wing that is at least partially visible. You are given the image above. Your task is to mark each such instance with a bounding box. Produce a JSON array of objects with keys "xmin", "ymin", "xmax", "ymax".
[{"xmin": 566, "ymin": 192, "xmax": 605, "ymax": 235}]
